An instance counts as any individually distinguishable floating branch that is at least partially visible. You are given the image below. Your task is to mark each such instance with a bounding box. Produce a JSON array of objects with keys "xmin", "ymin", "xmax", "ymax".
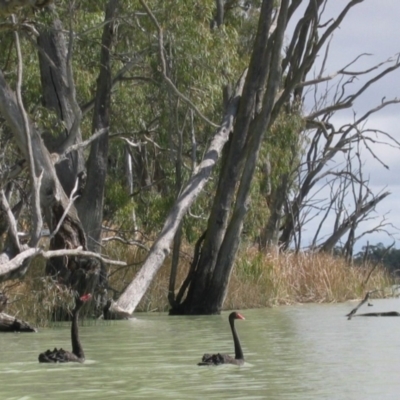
[{"xmin": 346, "ymin": 290, "xmax": 377, "ymax": 320}]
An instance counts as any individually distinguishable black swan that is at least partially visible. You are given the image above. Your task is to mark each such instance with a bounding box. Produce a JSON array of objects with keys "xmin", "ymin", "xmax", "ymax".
[
  {"xmin": 38, "ymin": 293, "xmax": 92, "ymax": 363},
  {"xmin": 198, "ymin": 311, "xmax": 245, "ymax": 366}
]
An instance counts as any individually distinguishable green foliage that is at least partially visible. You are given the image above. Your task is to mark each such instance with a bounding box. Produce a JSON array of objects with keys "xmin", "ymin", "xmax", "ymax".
[
  {"xmin": 354, "ymin": 243, "xmax": 400, "ymax": 275},
  {"xmin": 243, "ymin": 110, "xmax": 304, "ymax": 240},
  {"xmin": 98, "ymin": 0, "xmax": 254, "ymax": 237},
  {"xmin": 265, "ymin": 110, "xmax": 304, "ymax": 191},
  {"xmin": 104, "ymin": 178, "xmax": 131, "ymax": 222},
  {"xmin": 32, "ymin": 107, "xmax": 66, "ymax": 136},
  {"xmin": 235, "ymin": 250, "xmax": 267, "ymax": 281},
  {"xmin": 0, "ymin": 0, "xmax": 292, "ymax": 247}
]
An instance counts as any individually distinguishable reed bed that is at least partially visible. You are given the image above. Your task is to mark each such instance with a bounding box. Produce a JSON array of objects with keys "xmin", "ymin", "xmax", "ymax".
[
  {"xmin": 226, "ymin": 248, "xmax": 393, "ymax": 309},
  {"xmin": 108, "ymin": 244, "xmax": 393, "ymax": 312},
  {"xmin": 0, "ymin": 243, "xmax": 394, "ymax": 325}
]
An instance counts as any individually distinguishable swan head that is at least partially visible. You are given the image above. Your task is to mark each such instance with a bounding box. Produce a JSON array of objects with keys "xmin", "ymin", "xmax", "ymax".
[{"xmin": 229, "ymin": 311, "xmax": 245, "ymax": 321}]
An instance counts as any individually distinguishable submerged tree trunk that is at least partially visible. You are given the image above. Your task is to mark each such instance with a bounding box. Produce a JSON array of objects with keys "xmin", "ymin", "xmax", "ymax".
[{"xmin": 0, "ymin": 312, "xmax": 37, "ymax": 332}]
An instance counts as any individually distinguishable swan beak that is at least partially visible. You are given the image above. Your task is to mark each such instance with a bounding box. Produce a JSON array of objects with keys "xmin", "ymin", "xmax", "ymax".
[{"xmin": 80, "ymin": 294, "xmax": 92, "ymax": 302}]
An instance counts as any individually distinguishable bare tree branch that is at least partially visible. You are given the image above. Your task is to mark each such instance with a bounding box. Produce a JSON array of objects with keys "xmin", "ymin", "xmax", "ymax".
[
  {"xmin": 0, "ymin": 190, "xmax": 21, "ymax": 252},
  {"xmin": 12, "ymin": 14, "xmax": 43, "ymax": 246},
  {"xmin": 0, "ymin": 246, "xmax": 126, "ymax": 282}
]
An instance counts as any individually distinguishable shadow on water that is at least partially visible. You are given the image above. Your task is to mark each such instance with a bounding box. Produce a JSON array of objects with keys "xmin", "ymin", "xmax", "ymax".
[{"xmin": 1, "ymin": 299, "xmax": 400, "ymax": 399}]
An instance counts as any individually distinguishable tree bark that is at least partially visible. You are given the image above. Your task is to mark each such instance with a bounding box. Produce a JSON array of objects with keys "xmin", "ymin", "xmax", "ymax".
[
  {"xmin": 37, "ymin": 17, "xmax": 84, "ymax": 196},
  {"xmin": 260, "ymin": 171, "xmax": 290, "ymax": 249}
]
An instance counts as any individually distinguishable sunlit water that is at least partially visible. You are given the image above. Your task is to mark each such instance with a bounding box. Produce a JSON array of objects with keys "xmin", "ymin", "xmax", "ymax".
[{"xmin": 1, "ymin": 298, "xmax": 400, "ymax": 399}]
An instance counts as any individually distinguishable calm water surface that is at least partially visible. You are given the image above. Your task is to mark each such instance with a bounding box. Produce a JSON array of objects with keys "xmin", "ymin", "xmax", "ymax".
[{"xmin": 1, "ymin": 299, "xmax": 400, "ymax": 399}]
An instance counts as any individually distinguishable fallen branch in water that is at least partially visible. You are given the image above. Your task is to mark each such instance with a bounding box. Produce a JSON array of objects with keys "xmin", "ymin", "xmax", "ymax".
[
  {"xmin": 346, "ymin": 290, "xmax": 378, "ymax": 320},
  {"xmin": 0, "ymin": 312, "xmax": 37, "ymax": 332},
  {"xmin": 346, "ymin": 289, "xmax": 400, "ymax": 319},
  {"xmin": 353, "ymin": 311, "xmax": 400, "ymax": 317}
]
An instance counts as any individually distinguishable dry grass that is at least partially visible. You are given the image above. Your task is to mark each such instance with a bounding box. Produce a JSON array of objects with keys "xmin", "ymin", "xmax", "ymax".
[
  {"xmin": 0, "ymin": 259, "xmax": 77, "ymax": 326},
  {"xmin": 108, "ymin": 243, "xmax": 393, "ymax": 312},
  {"xmin": 226, "ymin": 248, "xmax": 393, "ymax": 309},
  {"xmin": 0, "ymin": 243, "xmax": 394, "ymax": 325}
]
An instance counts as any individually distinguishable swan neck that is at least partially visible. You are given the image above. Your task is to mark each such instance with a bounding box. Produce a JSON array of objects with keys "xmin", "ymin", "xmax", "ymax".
[
  {"xmin": 230, "ymin": 317, "xmax": 244, "ymax": 360},
  {"xmin": 71, "ymin": 301, "xmax": 84, "ymax": 359}
]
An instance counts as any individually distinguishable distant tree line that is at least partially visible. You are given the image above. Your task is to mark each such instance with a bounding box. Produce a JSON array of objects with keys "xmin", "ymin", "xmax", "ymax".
[{"xmin": 352, "ymin": 243, "xmax": 400, "ymax": 276}]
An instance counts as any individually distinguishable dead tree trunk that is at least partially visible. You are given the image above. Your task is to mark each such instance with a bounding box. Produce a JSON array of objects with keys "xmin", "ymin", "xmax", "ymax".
[{"xmin": 0, "ymin": 312, "xmax": 37, "ymax": 332}]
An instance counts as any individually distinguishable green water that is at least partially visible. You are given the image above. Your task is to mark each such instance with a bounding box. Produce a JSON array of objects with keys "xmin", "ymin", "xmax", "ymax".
[{"xmin": 1, "ymin": 299, "xmax": 400, "ymax": 399}]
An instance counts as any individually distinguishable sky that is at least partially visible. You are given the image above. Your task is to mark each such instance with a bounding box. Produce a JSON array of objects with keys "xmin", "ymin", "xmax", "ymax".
[{"xmin": 289, "ymin": 1, "xmax": 400, "ymax": 252}]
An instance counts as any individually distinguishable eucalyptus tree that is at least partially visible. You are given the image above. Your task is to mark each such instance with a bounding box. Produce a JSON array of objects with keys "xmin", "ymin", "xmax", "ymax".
[{"xmin": 110, "ymin": 0, "xmax": 384, "ymax": 316}]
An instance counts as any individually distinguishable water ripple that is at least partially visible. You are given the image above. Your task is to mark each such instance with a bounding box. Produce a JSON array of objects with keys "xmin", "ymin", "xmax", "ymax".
[{"xmin": 1, "ymin": 302, "xmax": 400, "ymax": 399}]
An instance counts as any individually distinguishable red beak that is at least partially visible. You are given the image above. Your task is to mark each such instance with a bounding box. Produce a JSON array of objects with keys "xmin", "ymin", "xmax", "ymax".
[{"xmin": 80, "ymin": 294, "xmax": 92, "ymax": 302}]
